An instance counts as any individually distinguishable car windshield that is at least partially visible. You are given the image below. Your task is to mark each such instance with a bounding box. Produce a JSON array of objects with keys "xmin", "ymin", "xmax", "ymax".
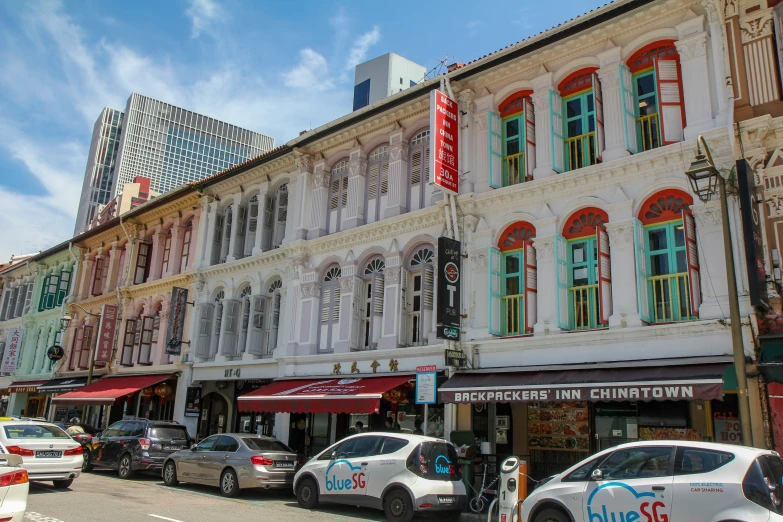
[
  {"xmin": 4, "ymin": 424, "xmax": 70, "ymax": 439},
  {"xmin": 242, "ymin": 437, "xmax": 292, "ymax": 452},
  {"xmin": 149, "ymin": 426, "xmax": 189, "ymax": 440}
]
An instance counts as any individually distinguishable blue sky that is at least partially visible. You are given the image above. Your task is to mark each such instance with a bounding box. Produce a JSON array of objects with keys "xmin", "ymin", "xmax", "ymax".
[{"xmin": 0, "ymin": 0, "xmax": 606, "ymax": 261}]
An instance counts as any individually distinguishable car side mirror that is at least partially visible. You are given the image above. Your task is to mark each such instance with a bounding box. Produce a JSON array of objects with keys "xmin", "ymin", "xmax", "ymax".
[
  {"xmin": 190, "ymin": 444, "xmax": 198, "ymax": 451},
  {"xmin": 590, "ymin": 469, "xmax": 604, "ymax": 481}
]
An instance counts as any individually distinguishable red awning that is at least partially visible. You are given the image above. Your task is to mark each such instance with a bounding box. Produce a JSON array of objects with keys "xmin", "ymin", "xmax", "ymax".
[
  {"xmin": 8, "ymin": 381, "xmax": 47, "ymax": 394},
  {"xmin": 237, "ymin": 375, "xmax": 413, "ymax": 414},
  {"xmin": 50, "ymin": 374, "xmax": 174, "ymax": 406}
]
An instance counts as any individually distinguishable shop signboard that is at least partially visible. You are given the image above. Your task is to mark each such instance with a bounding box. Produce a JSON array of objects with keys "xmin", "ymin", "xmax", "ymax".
[
  {"xmin": 166, "ymin": 287, "xmax": 189, "ymax": 355},
  {"xmin": 736, "ymin": 159, "xmax": 768, "ymax": 307},
  {"xmin": 444, "ymin": 349, "xmax": 467, "ymax": 368},
  {"xmin": 1, "ymin": 328, "xmax": 23, "ymax": 374},
  {"xmin": 714, "ymin": 418, "xmax": 743, "ymax": 445},
  {"xmin": 416, "ymin": 372, "xmax": 437, "ymax": 405},
  {"xmin": 437, "ymin": 236, "xmax": 461, "ymax": 341},
  {"xmin": 429, "ymin": 90, "xmax": 459, "ymax": 195},
  {"xmin": 95, "ymin": 304, "xmax": 118, "ymax": 366},
  {"xmin": 185, "ymin": 386, "xmax": 201, "ymax": 417}
]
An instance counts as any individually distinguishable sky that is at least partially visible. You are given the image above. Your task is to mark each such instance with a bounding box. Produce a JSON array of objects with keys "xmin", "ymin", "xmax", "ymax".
[{"xmin": 0, "ymin": 0, "xmax": 606, "ymax": 262}]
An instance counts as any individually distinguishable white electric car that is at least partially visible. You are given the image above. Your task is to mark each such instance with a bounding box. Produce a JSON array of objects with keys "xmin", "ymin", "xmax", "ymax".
[
  {"xmin": 294, "ymin": 433, "xmax": 466, "ymax": 522},
  {"xmin": 521, "ymin": 440, "xmax": 783, "ymax": 522}
]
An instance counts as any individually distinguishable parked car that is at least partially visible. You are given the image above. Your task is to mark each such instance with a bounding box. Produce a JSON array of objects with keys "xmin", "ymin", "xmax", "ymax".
[
  {"xmin": 88, "ymin": 419, "xmax": 191, "ymax": 479},
  {"xmin": 294, "ymin": 433, "xmax": 465, "ymax": 522},
  {"xmin": 162, "ymin": 433, "xmax": 301, "ymax": 497},
  {"xmin": 0, "ymin": 420, "xmax": 82, "ymax": 489},
  {"xmin": 521, "ymin": 440, "xmax": 783, "ymax": 522},
  {"xmin": 0, "ymin": 452, "xmax": 30, "ymax": 521}
]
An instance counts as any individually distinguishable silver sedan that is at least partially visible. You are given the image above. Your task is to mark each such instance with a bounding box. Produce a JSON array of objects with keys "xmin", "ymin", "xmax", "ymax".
[{"xmin": 162, "ymin": 433, "xmax": 301, "ymax": 497}]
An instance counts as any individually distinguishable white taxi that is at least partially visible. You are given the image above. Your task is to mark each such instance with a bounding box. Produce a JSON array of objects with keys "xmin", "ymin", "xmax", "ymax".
[
  {"xmin": 521, "ymin": 440, "xmax": 783, "ymax": 522},
  {"xmin": 0, "ymin": 420, "xmax": 82, "ymax": 489},
  {"xmin": 0, "ymin": 453, "xmax": 29, "ymax": 522},
  {"xmin": 294, "ymin": 433, "xmax": 466, "ymax": 522}
]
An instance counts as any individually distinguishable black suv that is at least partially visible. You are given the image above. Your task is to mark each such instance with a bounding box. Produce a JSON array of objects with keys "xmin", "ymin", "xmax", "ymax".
[{"xmin": 87, "ymin": 419, "xmax": 191, "ymax": 479}]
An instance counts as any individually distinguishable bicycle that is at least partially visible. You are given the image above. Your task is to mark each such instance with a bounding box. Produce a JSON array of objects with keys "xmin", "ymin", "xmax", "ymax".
[{"xmin": 468, "ymin": 464, "xmax": 500, "ymax": 513}]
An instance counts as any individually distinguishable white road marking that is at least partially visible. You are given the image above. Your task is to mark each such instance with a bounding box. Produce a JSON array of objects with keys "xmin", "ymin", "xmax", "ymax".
[
  {"xmin": 25, "ymin": 513, "xmax": 65, "ymax": 522},
  {"xmin": 148, "ymin": 515, "xmax": 184, "ymax": 522}
]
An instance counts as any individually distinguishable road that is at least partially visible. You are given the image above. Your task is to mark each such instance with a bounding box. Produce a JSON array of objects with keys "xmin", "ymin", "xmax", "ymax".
[{"xmin": 24, "ymin": 470, "xmax": 482, "ymax": 522}]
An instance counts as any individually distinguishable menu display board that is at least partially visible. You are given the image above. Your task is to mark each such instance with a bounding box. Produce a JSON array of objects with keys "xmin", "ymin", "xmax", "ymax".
[
  {"xmin": 638, "ymin": 427, "xmax": 701, "ymax": 441},
  {"xmin": 528, "ymin": 402, "xmax": 590, "ymax": 452}
]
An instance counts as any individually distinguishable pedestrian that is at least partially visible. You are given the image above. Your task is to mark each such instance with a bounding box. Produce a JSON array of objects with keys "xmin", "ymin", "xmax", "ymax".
[
  {"xmin": 384, "ymin": 418, "xmax": 394, "ymax": 431},
  {"xmin": 288, "ymin": 419, "xmax": 307, "ymax": 454},
  {"xmin": 413, "ymin": 418, "xmax": 424, "ymax": 435},
  {"xmin": 354, "ymin": 420, "xmax": 364, "ymax": 433}
]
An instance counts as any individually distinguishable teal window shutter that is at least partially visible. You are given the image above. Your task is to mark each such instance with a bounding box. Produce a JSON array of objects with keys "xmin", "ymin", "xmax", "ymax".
[
  {"xmin": 488, "ymin": 247, "xmax": 502, "ymax": 335},
  {"xmin": 38, "ymin": 275, "xmax": 50, "ymax": 312},
  {"xmin": 488, "ymin": 112, "xmax": 502, "ymax": 188},
  {"xmin": 554, "ymin": 235, "xmax": 570, "ymax": 330},
  {"xmin": 619, "ymin": 64, "xmax": 639, "ymax": 154},
  {"xmin": 633, "ymin": 218, "xmax": 651, "ymax": 322},
  {"xmin": 549, "ymin": 90, "xmax": 564, "ymax": 173},
  {"xmin": 56, "ymin": 269, "xmax": 71, "ymax": 307}
]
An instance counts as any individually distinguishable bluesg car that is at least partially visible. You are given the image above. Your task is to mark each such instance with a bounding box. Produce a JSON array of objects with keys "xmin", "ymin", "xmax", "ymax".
[
  {"xmin": 294, "ymin": 433, "xmax": 466, "ymax": 522},
  {"xmin": 521, "ymin": 440, "xmax": 783, "ymax": 522}
]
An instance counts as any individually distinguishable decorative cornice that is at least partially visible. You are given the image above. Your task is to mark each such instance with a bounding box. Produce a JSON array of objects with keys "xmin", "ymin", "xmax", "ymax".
[
  {"xmin": 300, "ymin": 282, "xmax": 321, "ymax": 298},
  {"xmin": 692, "ymin": 201, "xmax": 722, "ymax": 228},
  {"xmin": 675, "ymin": 32, "xmax": 708, "ymax": 61},
  {"xmin": 312, "ymin": 171, "xmax": 330, "ymax": 189},
  {"xmin": 740, "ymin": 11, "xmax": 774, "ymax": 43},
  {"xmin": 533, "ymin": 236, "xmax": 555, "ymax": 261},
  {"xmin": 604, "ymin": 220, "xmax": 634, "ymax": 246},
  {"xmin": 389, "ymin": 142, "xmax": 409, "ymax": 163}
]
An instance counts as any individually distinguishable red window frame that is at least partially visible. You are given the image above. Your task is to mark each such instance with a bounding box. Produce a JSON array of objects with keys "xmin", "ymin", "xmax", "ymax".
[
  {"xmin": 134, "ymin": 242, "xmax": 152, "ymax": 284},
  {"xmin": 68, "ymin": 326, "xmax": 84, "ymax": 371},
  {"xmin": 161, "ymin": 233, "xmax": 172, "ymax": 275},
  {"xmin": 180, "ymin": 221, "xmax": 193, "ymax": 273},
  {"xmin": 120, "ymin": 319, "xmax": 137, "ymax": 366},
  {"xmin": 78, "ymin": 325, "xmax": 93, "ymax": 370},
  {"xmin": 137, "ymin": 315, "xmax": 154, "ymax": 365},
  {"xmin": 498, "ymin": 221, "xmax": 537, "ymax": 252},
  {"xmin": 91, "ymin": 257, "xmax": 105, "ymax": 296},
  {"xmin": 562, "ymin": 207, "xmax": 609, "ymax": 239},
  {"xmin": 638, "ymin": 189, "xmax": 694, "ymax": 225}
]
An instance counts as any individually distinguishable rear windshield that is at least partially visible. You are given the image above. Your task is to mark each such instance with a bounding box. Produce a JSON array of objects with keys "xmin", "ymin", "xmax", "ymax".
[
  {"xmin": 242, "ymin": 437, "xmax": 292, "ymax": 452},
  {"xmin": 4, "ymin": 425, "xmax": 70, "ymax": 439},
  {"xmin": 149, "ymin": 426, "xmax": 189, "ymax": 440},
  {"xmin": 406, "ymin": 441, "xmax": 460, "ymax": 482}
]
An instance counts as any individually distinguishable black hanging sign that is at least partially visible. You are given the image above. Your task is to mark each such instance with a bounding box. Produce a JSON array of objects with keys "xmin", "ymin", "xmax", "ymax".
[
  {"xmin": 737, "ymin": 159, "xmax": 769, "ymax": 308},
  {"xmin": 437, "ymin": 236, "xmax": 461, "ymax": 341}
]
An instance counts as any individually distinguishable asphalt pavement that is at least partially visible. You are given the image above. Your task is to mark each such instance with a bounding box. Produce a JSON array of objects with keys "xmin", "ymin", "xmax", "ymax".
[{"xmin": 24, "ymin": 470, "xmax": 487, "ymax": 522}]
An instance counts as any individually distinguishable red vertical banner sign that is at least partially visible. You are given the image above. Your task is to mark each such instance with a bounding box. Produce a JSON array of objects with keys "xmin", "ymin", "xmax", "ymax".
[
  {"xmin": 95, "ymin": 304, "xmax": 118, "ymax": 366},
  {"xmin": 430, "ymin": 90, "xmax": 459, "ymax": 195}
]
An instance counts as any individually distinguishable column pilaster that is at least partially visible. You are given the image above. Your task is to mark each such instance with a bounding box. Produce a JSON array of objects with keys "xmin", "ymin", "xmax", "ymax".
[
  {"xmin": 605, "ymin": 220, "xmax": 643, "ymax": 328},
  {"xmin": 532, "ymin": 73, "xmax": 556, "ymax": 179},
  {"xmin": 343, "ymin": 149, "xmax": 367, "ymax": 230},
  {"xmin": 676, "ymin": 16, "xmax": 716, "ymax": 139},
  {"xmin": 308, "ymin": 163, "xmax": 330, "ymax": 239},
  {"xmin": 597, "ymin": 46, "xmax": 630, "ymax": 162},
  {"xmin": 385, "ymin": 133, "xmax": 409, "ymax": 218}
]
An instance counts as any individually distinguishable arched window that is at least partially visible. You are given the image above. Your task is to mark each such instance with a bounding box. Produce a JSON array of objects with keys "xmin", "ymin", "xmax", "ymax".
[
  {"xmin": 360, "ymin": 258, "xmax": 385, "ymax": 350},
  {"xmin": 490, "ymin": 91, "xmax": 535, "ymax": 188},
  {"xmin": 121, "ymin": 313, "xmax": 138, "ymax": 366},
  {"xmin": 195, "ymin": 290, "xmax": 223, "ymax": 359},
  {"xmin": 318, "ymin": 266, "xmax": 341, "ymax": 353},
  {"xmin": 558, "ymin": 69, "xmax": 602, "ymax": 172},
  {"xmin": 488, "ymin": 222, "xmax": 537, "ymax": 336},
  {"xmin": 92, "ymin": 253, "xmax": 106, "ymax": 296},
  {"xmin": 624, "ymin": 41, "xmax": 684, "ymax": 151},
  {"xmin": 161, "ymin": 228, "xmax": 173, "ymax": 275},
  {"xmin": 134, "ymin": 236, "xmax": 153, "ymax": 284},
  {"xmin": 265, "ymin": 278, "xmax": 283, "ymax": 355},
  {"xmin": 138, "ymin": 304, "xmax": 161, "ymax": 365},
  {"xmin": 328, "ymin": 160, "xmax": 349, "ymax": 233},
  {"xmin": 409, "ymin": 131, "xmax": 431, "ymax": 211},
  {"xmin": 366, "ymin": 146, "xmax": 389, "ymax": 224},
  {"xmin": 69, "ymin": 320, "xmax": 93, "ymax": 371},
  {"xmin": 556, "ymin": 207, "xmax": 610, "ymax": 331},
  {"xmin": 404, "ymin": 246, "xmax": 434, "ymax": 346},
  {"xmin": 210, "ymin": 290, "xmax": 225, "ymax": 359},
  {"xmin": 234, "ymin": 285, "xmax": 253, "ymax": 358},
  {"xmin": 635, "ymin": 189, "xmax": 699, "ymax": 323},
  {"xmin": 179, "ymin": 220, "xmax": 193, "ymax": 273},
  {"xmin": 262, "ymin": 184, "xmax": 288, "ymax": 250}
]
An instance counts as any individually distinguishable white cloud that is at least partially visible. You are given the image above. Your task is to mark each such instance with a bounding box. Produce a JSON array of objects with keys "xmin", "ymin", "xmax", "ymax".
[
  {"xmin": 185, "ymin": 0, "xmax": 225, "ymax": 38},
  {"xmin": 345, "ymin": 26, "xmax": 381, "ymax": 71},
  {"xmin": 466, "ymin": 20, "xmax": 484, "ymax": 38},
  {"xmin": 282, "ymin": 49, "xmax": 333, "ymax": 91}
]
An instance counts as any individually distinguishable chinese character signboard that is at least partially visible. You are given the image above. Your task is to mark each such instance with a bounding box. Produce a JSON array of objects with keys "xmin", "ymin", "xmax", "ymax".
[
  {"xmin": 737, "ymin": 159, "xmax": 768, "ymax": 307},
  {"xmin": 166, "ymin": 287, "xmax": 189, "ymax": 355},
  {"xmin": 429, "ymin": 90, "xmax": 459, "ymax": 195},
  {"xmin": 436, "ymin": 236, "xmax": 461, "ymax": 341},
  {"xmin": 1, "ymin": 328, "xmax": 23, "ymax": 374},
  {"xmin": 94, "ymin": 304, "xmax": 118, "ymax": 366}
]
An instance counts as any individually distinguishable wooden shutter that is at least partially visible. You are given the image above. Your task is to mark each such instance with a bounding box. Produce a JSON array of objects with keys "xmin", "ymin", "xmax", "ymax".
[
  {"xmin": 221, "ymin": 210, "xmax": 232, "ymax": 263},
  {"xmin": 333, "ymin": 286, "xmax": 341, "ymax": 322},
  {"xmin": 373, "ymin": 274, "xmax": 385, "ymax": 315},
  {"xmin": 619, "ymin": 64, "xmax": 639, "ymax": 154},
  {"xmin": 13, "ymin": 287, "xmax": 23, "ymax": 318},
  {"xmin": 262, "ymin": 194, "xmax": 273, "ymax": 251},
  {"xmin": 555, "ymin": 235, "xmax": 569, "ymax": 330},
  {"xmin": 321, "ymin": 287, "xmax": 332, "ymax": 323},
  {"xmin": 80, "ymin": 325, "xmax": 93, "ymax": 369},
  {"xmin": 399, "ymin": 268, "xmax": 409, "ymax": 345},
  {"xmin": 380, "ymin": 162, "xmax": 389, "ymax": 196},
  {"xmin": 525, "ymin": 98, "xmax": 536, "ymax": 180},
  {"xmin": 92, "ymin": 257, "xmax": 104, "ymax": 295},
  {"xmin": 38, "ymin": 275, "xmax": 49, "ymax": 312},
  {"xmin": 655, "ymin": 57, "xmax": 686, "ymax": 145},
  {"xmin": 222, "ymin": 300, "xmax": 240, "ymax": 356},
  {"xmin": 367, "ymin": 162, "xmax": 379, "ymax": 200},
  {"xmin": 196, "ymin": 303, "xmax": 214, "ymax": 357},
  {"xmin": 249, "ymin": 295, "xmax": 266, "ymax": 355},
  {"xmin": 488, "ymin": 111, "xmax": 502, "ymax": 188},
  {"xmin": 134, "ymin": 243, "xmax": 150, "ymax": 284},
  {"xmin": 22, "ymin": 283, "xmax": 32, "ymax": 313},
  {"xmin": 422, "ymin": 265, "xmax": 434, "ymax": 310},
  {"xmin": 274, "ymin": 189, "xmax": 288, "ymax": 247},
  {"xmin": 524, "ymin": 241, "xmax": 537, "ymax": 332},
  {"xmin": 682, "ymin": 209, "xmax": 701, "ymax": 317},
  {"xmin": 549, "ymin": 90, "xmax": 565, "ymax": 173},
  {"xmin": 633, "ymin": 218, "xmax": 651, "ymax": 323},
  {"xmin": 410, "ymin": 149, "xmax": 422, "ymax": 186},
  {"xmin": 488, "ymin": 247, "xmax": 502, "ymax": 335},
  {"xmin": 137, "ymin": 316, "xmax": 153, "ymax": 364},
  {"xmin": 596, "ymin": 225, "xmax": 612, "ymax": 325},
  {"xmin": 593, "ymin": 73, "xmax": 605, "ymax": 162},
  {"xmin": 235, "ymin": 205, "xmax": 247, "ymax": 258},
  {"xmin": 121, "ymin": 319, "xmax": 136, "ymax": 365},
  {"xmin": 69, "ymin": 326, "xmax": 84, "ymax": 370},
  {"xmin": 211, "ymin": 214, "xmax": 224, "ymax": 265},
  {"xmin": 245, "ymin": 200, "xmax": 258, "ymax": 257},
  {"xmin": 56, "ymin": 269, "xmax": 71, "ymax": 306}
]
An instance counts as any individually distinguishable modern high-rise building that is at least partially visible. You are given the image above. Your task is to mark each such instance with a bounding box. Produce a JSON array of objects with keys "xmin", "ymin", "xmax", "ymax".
[
  {"xmin": 353, "ymin": 53, "xmax": 427, "ymax": 111},
  {"xmin": 73, "ymin": 93, "xmax": 275, "ymax": 234}
]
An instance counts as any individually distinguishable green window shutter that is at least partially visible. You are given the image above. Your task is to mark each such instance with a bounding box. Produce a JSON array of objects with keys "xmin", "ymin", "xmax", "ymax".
[
  {"xmin": 549, "ymin": 90, "xmax": 564, "ymax": 173},
  {"xmin": 633, "ymin": 218, "xmax": 651, "ymax": 323},
  {"xmin": 619, "ymin": 64, "xmax": 639, "ymax": 154},
  {"xmin": 56, "ymin": 269, "xmax": 71, "ymax": 307},
  {"xmin": 488, "ymin": 247, "xmax": 502, "ymax": 335},
  {"xmin": 555, "ymin": 235, "xmax": 570, "ymax": 330},
  {"xmin": 488, "ymin": 112, "xmax": 502, "ymax": 189},
  {"xmin": 38, "ymin": 275, "xmax": 50, "ymax": 312}
]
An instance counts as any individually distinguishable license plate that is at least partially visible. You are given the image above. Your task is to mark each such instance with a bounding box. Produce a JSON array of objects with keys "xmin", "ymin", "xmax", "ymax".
[
  {"xmin": 163, "ymin": 446, "xmax": 182, "ymax": 451},
  {"xmin": 35, "ymin": 451, "xmax": 62, "ymax": 458},
  {"xmin": 274, "ymin": 461, "xmax": 295, "ymax": 469},
  {"xmin": 438, "ymin": 496, "xmax": 455, "ymax": 504}
]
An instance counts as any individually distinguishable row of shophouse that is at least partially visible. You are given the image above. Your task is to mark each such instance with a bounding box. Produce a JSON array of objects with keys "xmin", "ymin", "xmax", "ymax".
[{"xmin": 3, "ymin": 0, "xmax": 783, "ymax": 479}]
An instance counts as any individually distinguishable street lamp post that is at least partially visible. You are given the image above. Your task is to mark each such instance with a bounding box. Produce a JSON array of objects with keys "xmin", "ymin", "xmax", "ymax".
[
  {"xmin": 60, "ymin": 305, "xmax": 101, "ymax": 423},
  {"xmin": 685, "ymin": 135, "xmax": 753, "ymax": 447}
]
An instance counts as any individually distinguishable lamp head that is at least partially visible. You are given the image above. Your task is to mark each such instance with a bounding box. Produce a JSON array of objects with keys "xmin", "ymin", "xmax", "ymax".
[{"xmin": 685, "ymin": 149, "xmax": 720, "ymax": 203}]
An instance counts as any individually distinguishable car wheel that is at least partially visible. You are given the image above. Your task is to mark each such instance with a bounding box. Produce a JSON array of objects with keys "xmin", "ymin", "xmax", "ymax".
[
  {"xmin": 118, "ymin": 454, "xmax": 135, "ymax": 479},
  {"xmin": 383, "ymin": 488, "xmax": 413, "ymax": 522},
  {"xmin": 469, "ymin": 495, "xmax": 485, "ymax": 513},
  {"xmin": 534, "ymin": 507, "xmax": 570, "ymax": 522},
  {"xmin": 163, "ymin": 461, "xmax": 179, "ymax": 487},
  {"xmin": 220, "ymin": 469, "xmax": 240, "ymax": 497},
  {"xmin": 82, "ymin": 450, "xmax": 93, "ymax": 472},
  {"xmin": 53, "ymin": 479, "xmax": 73, "ymax": 489},
  {"xmin": 296, "ymin": 477, "xmax": 319, "ymax": 509}
]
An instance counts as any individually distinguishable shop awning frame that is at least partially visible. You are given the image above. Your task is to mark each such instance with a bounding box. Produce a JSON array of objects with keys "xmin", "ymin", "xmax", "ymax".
[
  {"xmin": 8, "ymin": 381, "xmax": 47, "ymax": 394},
  {"xmin": 38, "ymin": 377, "xmax": 91, "ymax": 394},
  {"xmin": 50, "ymin": 373, "xmax": 175, "ymax": 406}
]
